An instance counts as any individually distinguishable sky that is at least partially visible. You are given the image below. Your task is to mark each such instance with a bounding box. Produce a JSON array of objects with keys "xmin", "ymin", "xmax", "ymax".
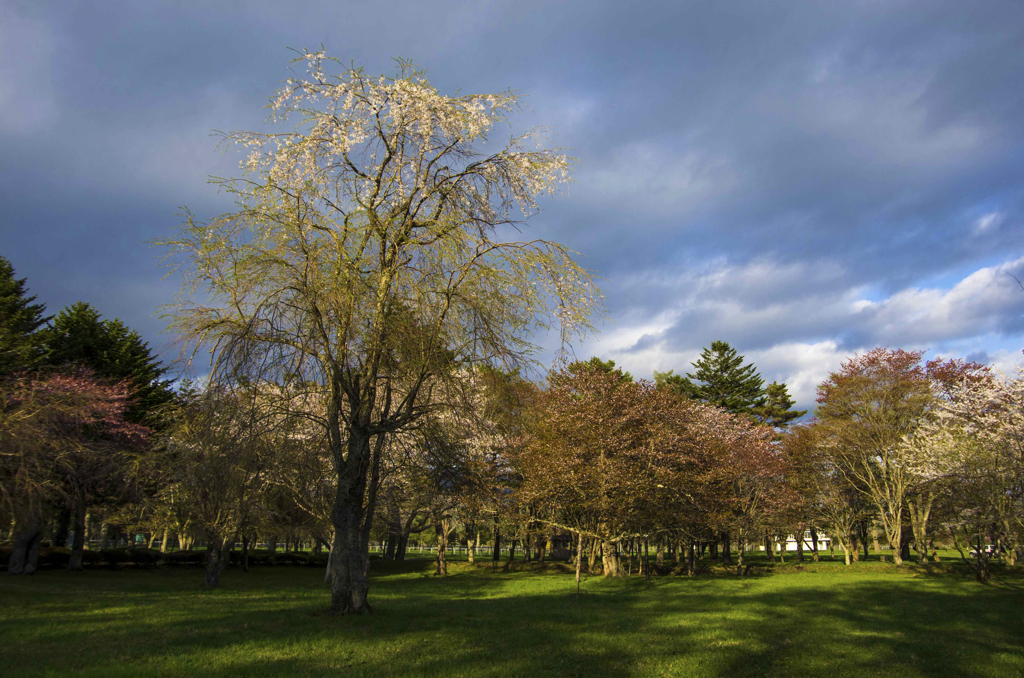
[{"xmin": 2, "ymin": 0, "xmax": 1023, "ymax": 411}]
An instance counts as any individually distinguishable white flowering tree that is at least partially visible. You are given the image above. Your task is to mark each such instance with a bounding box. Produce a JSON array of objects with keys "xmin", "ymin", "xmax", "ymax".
[
  {"xmin": 905, "ymin": 368, "xmax": 1024, "ymax": 579},
  {"xmin": 160, "ymin": 53, "xmax": 600, "ymax": 614}
]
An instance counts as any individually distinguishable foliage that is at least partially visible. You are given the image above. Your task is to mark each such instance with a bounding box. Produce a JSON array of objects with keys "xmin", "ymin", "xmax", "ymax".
[
  {"xmin": 44, "ymin": 302, "xmax": 174, "ymax": 426},
  {"xmin": 0, "ymin": 256, "xmax": 50, "ymax": 376}
]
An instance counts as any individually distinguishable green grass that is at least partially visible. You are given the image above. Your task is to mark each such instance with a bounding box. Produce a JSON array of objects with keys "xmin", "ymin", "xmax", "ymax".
[{"xmin": 1, "ymin": 557, "xmax": 1023, "ymax": 677}]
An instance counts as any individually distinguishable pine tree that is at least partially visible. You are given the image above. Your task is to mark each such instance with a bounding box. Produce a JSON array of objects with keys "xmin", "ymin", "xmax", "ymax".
[
  {"xmin": 661, "ymin": 341, "xmax": 764, "ymax": 416},
  {"xmin": 46, "ymin": 302, "xmax": 174, "ymax": 425},
  {"xmin": 0, "ymin": 256, "xmax": 50, "ymax": 376},
  {"xmin": 752, "ymin": 381, "xmax": 807, "ymax": 429}
]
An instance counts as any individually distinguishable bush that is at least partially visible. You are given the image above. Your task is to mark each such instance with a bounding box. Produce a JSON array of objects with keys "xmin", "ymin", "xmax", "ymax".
[
  {"xmin": 38, "ymin": 547, "xmax": 71, "ymax": 568},
  {"xmin": 128, "ymin": 549, "xmax": 161, "ymax": 567},
  {"xmin": 162, "ymin": 550, "xmax": 204, "ymax": 566},
  {"xmin": 99, "ymin": 548, "xmax": 130, "ymax": 567}
]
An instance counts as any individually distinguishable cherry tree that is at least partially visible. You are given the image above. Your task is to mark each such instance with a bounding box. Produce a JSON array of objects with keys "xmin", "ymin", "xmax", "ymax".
[{"xmin": 160, "ymin": 53, "xmax": 599, "ymax": 613}]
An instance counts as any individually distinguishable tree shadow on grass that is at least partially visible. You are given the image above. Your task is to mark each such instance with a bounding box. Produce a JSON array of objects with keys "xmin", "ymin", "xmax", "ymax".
[{"xmin": 2, "ymin": 567, "xmax": 1023, "ymax": 677}]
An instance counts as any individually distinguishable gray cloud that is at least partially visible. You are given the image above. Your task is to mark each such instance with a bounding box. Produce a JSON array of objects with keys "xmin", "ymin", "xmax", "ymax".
[{"xmin": 1, "ymin": 0, "xmax": 1022, "ymax": 397}]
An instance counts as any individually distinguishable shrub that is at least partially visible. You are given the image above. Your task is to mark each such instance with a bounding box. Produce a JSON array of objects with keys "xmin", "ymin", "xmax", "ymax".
[{"xmin": 162, "ymin": 550, "xmax": 204, "ymax": 566}]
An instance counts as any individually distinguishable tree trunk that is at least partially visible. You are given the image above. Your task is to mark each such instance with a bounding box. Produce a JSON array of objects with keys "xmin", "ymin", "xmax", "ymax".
[
  {"xmin": 434, "ymin": 520, "xmax": 449, "ymax": 576},
  {"xmin": 492, "ymin": 523, "xmax": 501, "ymax": 562},
  {"xmin": 656, "ymin": 538, "xmax": 665, "ymax": 567},
  {"xmin": 203, "ymin": 534, "xmax": 232, "ymax": 588},
  {"xmin": 508, "ymin": 538, "xmax": 517, "ymax": 562},
  {"xmin": 466, "ymin": 523, "xmax": 476, "ymax": 564},
  {"xmin": 8, "ymin": 518, "xmax": 42, "ymax": 575},
  {"xmin": 721, "ymin": 531, "xmax": 731, "ymax": 565},
  {"xmin": 575, "ymin": 532, "xmax": 583, "ymax": 594},
  {"xmin": 810, "ymin": 526, "xmax": 819, "ymax": 562},
  {"xmin": 908, "ymin": 494, "xmax": 933, "ymax": 564},
  {"xmin": 587, "ymin": 538, "xmax": 598, "ymax": 573},
  {"xmin": 735, "ymin": 530, "xmax": 746, "ymax": 576},
  {"xmin": 53, "ymin": 505, "xmax": 71, "ymax": 549},
  {"xmin": 602, "ymin": 540, "xmax": 621, "ymax": 577},
  {"xmin": 242, "ymin": 535, "xmax": 250, "ymax": 572},
  {"xmin": 69, "ymin": 492, "xmax": 87, "ymax": 571},
  {"xmin": 765, "ymin": 530, "xmax": 775, "ymax": 564},
  {"xmin": 686, "ymin": 540, "xmax": 695, "ymax": 576}
]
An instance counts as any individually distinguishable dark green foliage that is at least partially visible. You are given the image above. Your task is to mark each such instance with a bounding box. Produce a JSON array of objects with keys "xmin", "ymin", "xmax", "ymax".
[
  {"xmin": 752, "ymin": 381, "xmax": 807, "ymax": 429},
  {"xmin": 162, "ymin": 550, "xmax": 205, "ymax": 566},
  {"xmin": 568, "ymin": 356, "xmax": 633, "ymax": 383},
  {"xmin": 0, "ymin": 256, "xmax": 50, "ymax": 376},
  {"xmin": 657, "ymin": 341, "xmax": 768, "ymax": 417},
  {"xmin": 45, "ymin": 302, "xmax": 174, "ymax": 425}
]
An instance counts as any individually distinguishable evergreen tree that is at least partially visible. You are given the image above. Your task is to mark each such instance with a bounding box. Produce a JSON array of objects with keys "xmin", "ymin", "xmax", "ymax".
[
  {"xmin": 752, "ymin": 381, "xmax": 807, "ymax": 429},
  {"xmin": 46, "ymin": 302, "xmax": 174, "ymax": 425},
  {"xmin": 0, "ymin": 256, "xmax": 50, "ymax": 376},
  {"xmin": 660, "ymin": 341, "xmax": 764, "ymax": 416}
]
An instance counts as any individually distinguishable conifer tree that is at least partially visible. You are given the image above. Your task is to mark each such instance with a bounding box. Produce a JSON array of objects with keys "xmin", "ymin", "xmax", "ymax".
[
  {"xmin": 46, "ymin": 302, "xmax": 173, "ymax": 425},
  {"xmin": 659, "ymin": 341, "xmax": 764, "ymax": 416},
  {"xmin": 752, "ymin": 381, "xmax": 807, "ymax": 429},
  {"xmin": 0, "ymin": 256, "xmax": 50, "ymax": 376}
]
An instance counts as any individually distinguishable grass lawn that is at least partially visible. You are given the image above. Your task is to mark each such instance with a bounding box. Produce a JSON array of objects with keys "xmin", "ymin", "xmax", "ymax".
[{"xmin": 1, "ymin": 556, "xmax": 1022, "ymax": 677}]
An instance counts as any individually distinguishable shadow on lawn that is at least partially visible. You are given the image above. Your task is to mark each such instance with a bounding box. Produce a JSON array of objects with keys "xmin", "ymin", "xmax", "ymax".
[{"xmin": 2, "ymin": 564, "xmax": 1023, "ymax": 677}]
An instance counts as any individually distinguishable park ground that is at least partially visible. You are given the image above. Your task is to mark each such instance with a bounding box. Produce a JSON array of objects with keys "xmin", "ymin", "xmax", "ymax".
[{"xmin": 1, "ymin": 555, "xmax": 1023, "ymax": 677}]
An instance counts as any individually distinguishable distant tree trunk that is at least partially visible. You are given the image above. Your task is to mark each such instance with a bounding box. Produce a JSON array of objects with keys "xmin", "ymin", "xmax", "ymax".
[
  {"xmin": 69, "ymin": 489, "xmax": 87, "ymax": 571},
  {"xmin": 8, "ymin": 518, "xmax": 42, "ymax": 575},
  {"xmin": 810, "ymin": 527, "xmax": 819, "ymax": 562},
  {"xmin": 53, "ymin": 505, "xmax": 71, "ymax": 549},
  {"xmin": 735, "ymin": 531, "xmax": 746, "ymax": 576},
  {"xmin": 267, "ymin": 536, "xmax": 277, "ymax": 553},
  {"xmin": 523, "ymin": 531, "xmax": 532, "ymax": 563},
  {"xmin": 587, "ymin": 538, "xmax": 599, "ymax": 573},
  {"xmin": 242, "ymin": 535, "xmax": 250, "ymax": 572},
  {"xmin": 709, "ymin": 539, "xmax": 718, "ymax": 562},
  {"xmin": 492, "ymin": 518, "xmax": 501, "ymax": 562},
  {"xmin": 575, "ymin": 532, "xmax": 584, "ymax": 594},
  {"xmin": 466, "ymin": 523, "xmax": 476, "ymax": 564},
  {"xmin": 656, "ymin": 538, "xmax": 665, "ymax": 567},
  {"xmin": 203, "ymin": 534, "xmax": 232, "ymax": 587},
  {"xmin": 100, "ymin": 522, "xmax": 111, "ymax": 549},
  {"xmin": 434, "ymin": 521, "xmax": 448, "ymax": 576},
  {"xmin": 721, "ymin": 531, "xmax": 731, "ymax": 565},
  {"xmin": 686, "ymin": 540, "xmax": 695, "ymax": 576},
  {"xmin": 765, "ymin": 530, "xmax": 775, "ymax": 564},
  {"xmin": 507, "ymin": 538, "xmax": 517, "ymax": 562}
]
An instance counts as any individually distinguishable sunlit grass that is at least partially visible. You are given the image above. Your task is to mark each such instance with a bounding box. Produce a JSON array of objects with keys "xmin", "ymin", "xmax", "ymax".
[{"xmin": 1, "ymin": 556, "xmax": 1022, "ymax": 677}]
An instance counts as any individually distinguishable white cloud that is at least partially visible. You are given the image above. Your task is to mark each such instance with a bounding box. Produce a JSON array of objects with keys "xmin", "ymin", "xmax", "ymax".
[{"xmin": 972, "ymin": 211, "xmax": 1005, "ymax": 236}]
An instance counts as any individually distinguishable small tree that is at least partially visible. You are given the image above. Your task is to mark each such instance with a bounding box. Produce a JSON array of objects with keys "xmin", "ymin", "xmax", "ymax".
[
  {"xmin": 0, "ymin": 370, "xmax": 147, "ymax": 574},
  {"xmin": 161, "ymin": 52, "xmax": 599, "ymax": 614}
]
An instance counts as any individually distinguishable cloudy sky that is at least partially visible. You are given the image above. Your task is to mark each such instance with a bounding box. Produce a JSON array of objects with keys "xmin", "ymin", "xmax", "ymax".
[{"xmin": 2, "ymin": 0, "xmax": 1022, "ymax": 409}]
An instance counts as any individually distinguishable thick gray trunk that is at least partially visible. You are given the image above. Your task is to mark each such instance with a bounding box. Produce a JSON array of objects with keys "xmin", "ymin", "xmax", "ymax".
[
  {"xmin": 203, "ymin": 535, "xmax": 232, "ymax": 588},
  {"xmin": 8, "ymin": 520, "xmax": 42, "ymax": 575},
  {"xmin": 602, "ymin": 540, "xmax": 621, "ymax": 577}
]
